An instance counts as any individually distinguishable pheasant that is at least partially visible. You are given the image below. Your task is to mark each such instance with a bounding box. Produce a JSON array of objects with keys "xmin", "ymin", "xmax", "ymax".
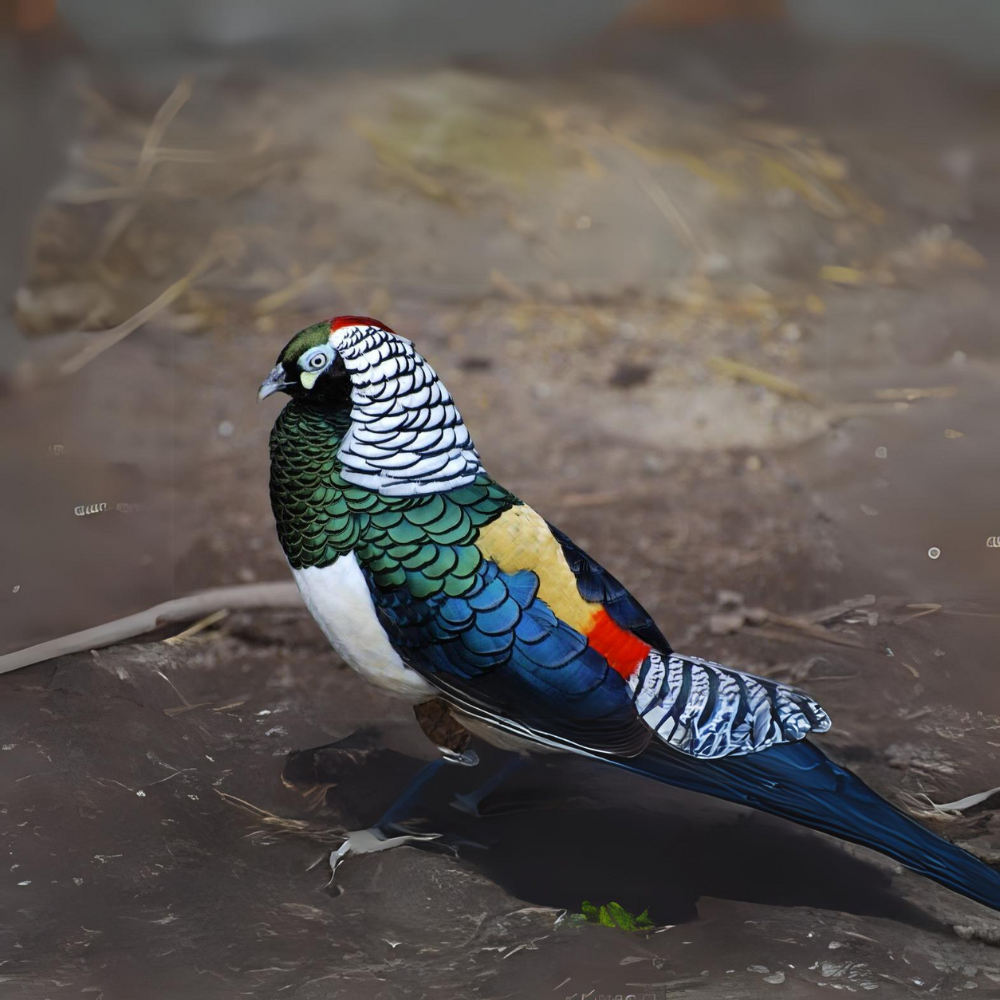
[{"xmin": 260, "ymin": 315, "xmax": 1000, "ymax": 909}]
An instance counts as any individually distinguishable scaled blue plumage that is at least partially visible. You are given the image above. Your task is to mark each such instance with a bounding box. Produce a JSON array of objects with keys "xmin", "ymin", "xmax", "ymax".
[{"xmin": 368, "ymin": 559, "xmax": 649, "ymax": 755}]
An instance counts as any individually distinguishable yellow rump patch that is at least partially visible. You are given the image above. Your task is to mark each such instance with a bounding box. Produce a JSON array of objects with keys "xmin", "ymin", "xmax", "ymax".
[{"xmin": 475, "ymin": 505, "xmax": 597, "ymax": 633}]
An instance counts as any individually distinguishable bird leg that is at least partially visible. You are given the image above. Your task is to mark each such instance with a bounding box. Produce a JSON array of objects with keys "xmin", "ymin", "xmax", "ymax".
[
  {"xmin": 370, "ymin": 700, "xmax": 481, "ymax": 829},
  {"xmin": 324, "ymin": 706, "xmax": 481, "ymax": 884},
  {"xmin": 450, "ymin": 754, "xmax": 529, "ymax": 817},
  {"xmin": 326, "ymin": 755, "xmax": 482, "ymax": 884},
  {"xmin": 374, "ymin": 757, "xmax": 466, "ymax": 831},
  {"xmin": 413, "ymin": 698, "xmax": 476, "ymax": 762},
  {"xmin": 414, "ymin": 699, "xmax": 532, "ymax": 817}
]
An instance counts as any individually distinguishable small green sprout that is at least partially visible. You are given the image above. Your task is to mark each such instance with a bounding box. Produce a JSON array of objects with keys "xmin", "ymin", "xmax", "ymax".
[{"xmin": 579, "ymin": 900, "xmax": 654, "ymax": 932}]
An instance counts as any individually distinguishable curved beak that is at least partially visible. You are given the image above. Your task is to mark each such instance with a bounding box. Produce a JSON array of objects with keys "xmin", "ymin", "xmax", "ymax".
[{"xmin": 258, "ymin": 364, "xmax": 291, "ymax": 401}]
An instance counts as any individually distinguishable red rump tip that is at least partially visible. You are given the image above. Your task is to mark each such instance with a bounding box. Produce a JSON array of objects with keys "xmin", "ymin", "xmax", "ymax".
[
  {"xmin": 329, "ymin": 315, "xmax": 395, "ymax": 334},
  {"xmin": 587, "ymin": 609, "xmax": 649, "ymax": 679}
]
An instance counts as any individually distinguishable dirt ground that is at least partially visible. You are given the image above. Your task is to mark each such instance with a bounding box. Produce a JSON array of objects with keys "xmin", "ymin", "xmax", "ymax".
[{"xmin": 3, "ymin": 21, "xmax": 1000, "ymax": 1000}]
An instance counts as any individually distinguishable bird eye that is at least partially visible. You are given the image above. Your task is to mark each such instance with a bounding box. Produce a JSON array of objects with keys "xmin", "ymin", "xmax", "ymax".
[{"xmin": 308, "ymin": 353, "xmax": 327, "ymax": 370}]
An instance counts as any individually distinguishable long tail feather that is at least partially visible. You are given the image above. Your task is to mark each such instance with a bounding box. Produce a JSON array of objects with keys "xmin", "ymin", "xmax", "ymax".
[{"xmin": 613, "ymin": 738, "xmax": 1000, "ymax": 912}]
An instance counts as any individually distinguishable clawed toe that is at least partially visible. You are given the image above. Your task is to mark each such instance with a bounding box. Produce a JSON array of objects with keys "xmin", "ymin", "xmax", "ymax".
[
  {"xmin": 438, "ymin": 746, "xmax": 479, "ymax": 766},
  {"xmin": 325, "ymin": 827, "xmax": 443, "ymax": 884},
  {"xmin": 450, "ymin": 791, "xmax": 488, "ymax": 817}
]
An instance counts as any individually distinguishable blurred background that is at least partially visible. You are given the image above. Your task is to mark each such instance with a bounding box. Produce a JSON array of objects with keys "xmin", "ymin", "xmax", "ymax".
[{"xmin": 3, "ymin": 2, "xmax": 1000, "ymax": 997}]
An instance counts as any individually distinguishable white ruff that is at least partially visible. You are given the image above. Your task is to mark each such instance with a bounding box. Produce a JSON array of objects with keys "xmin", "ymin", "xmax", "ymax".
[
  {"xmin": 292, "ymin": 555, "xmax": 436, "ymax": 702},
  {"xmin": 328, "ymin": 324, "xmax": 483, "ymax": 496}
]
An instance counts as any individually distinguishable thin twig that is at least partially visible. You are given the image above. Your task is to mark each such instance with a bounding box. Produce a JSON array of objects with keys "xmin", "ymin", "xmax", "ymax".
[
  {"xmin": 76, "ymin": 83, "xmax": 147, "ymax": 139},
  {"xmin": 163, "ymin": 609, "xmax": 229, "ymax": 645},
  {"xmin": 765, "ymin": 612, "xmax": 866, "ymax": 647},
  {"xmin": 627, "ymin": 160, "xmax": 702, "ymax": 257},
  {"xmin": 215, "ymin": 789, "xmax": 346, "ymax": 843},
  {"xmin": 607, "ymin": 133, "xmax": 704, "ymax": 259},
  {"xmin": 253, "ymin": 263, "xmax": 332, "ymax": 316},
  {"xmin": 799, "ymin": 594, "xmax": 876, "ymax": 625},
  {"xmin": 716, "ymin": 594, "xmax": 871, "ymax": 648},
  {"xmin": 892, "ymin": 603, "xmax": 942, "ymax": 625},
  {"xmin": 707, "ymin": 355, "xmax": 820, "ymax": 404},
  {"xmin": 737, "ymin": 625, "xmax": 865, "ymax": 650},
  {"xmin": 56, "ymin": 185, "xmax": 142, "ymax": 205},
  {"xmin": 100, "ymin": 75, "xmax": 196, "ymax": 255},
  {"xmin": 874, "ymin": 386, "xmax": 957, "ymax": 402},
  {"xmin": 0, "ymin": 582, "xmax": 302, "ymax": 676},
  {"xmin": 57, "ymin": 244, "xmax": 228, "ymax": 377}
]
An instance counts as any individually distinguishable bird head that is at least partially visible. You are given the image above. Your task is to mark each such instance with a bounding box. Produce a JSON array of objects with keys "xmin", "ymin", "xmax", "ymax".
[
  {"xmin": 259, "ymin": 315, "xmax": 482, "ymax": 494},
  {"xmin": 257, "ymin": 316, "xmax": 379, "ymax": 406}
]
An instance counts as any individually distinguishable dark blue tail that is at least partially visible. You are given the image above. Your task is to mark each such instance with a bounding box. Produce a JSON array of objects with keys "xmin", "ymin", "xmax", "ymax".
[{"xmin": 613, "ymin": 739, "xmax": 1000, "ymax": 912}]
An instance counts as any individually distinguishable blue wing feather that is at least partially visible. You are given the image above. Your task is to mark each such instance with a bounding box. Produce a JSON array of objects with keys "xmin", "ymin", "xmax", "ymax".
[
  {"xmin": 548, "ymin": 522, "xmax": 672, "ymax": 653},
  {"xmin": 368, "ymin": 558, "xmax": 651, "ymax": 756},
  {"xmin": 619, "ymin": 738, "xmax": 1000, "ymax": 912}
]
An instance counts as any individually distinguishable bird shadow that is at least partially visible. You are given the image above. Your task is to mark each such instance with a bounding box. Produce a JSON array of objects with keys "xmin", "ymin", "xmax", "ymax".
[{"xmin": 283, "ymin": 734, "xmax": 940, "ymax": 930}]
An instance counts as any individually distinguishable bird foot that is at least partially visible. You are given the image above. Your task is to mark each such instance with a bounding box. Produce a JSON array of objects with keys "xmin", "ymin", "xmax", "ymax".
[
  {"xmin": 438, "ymin": 746, "xmax": 479, "ymax": 766},
  {"xmin": 324, "ymin": 827, "xmax": 443, "ymax": 884},
  {"xmin": 448, "ymin": 754, "xmax": 530, "ymax": 817},
  {"xmin": 449, "ymin": 792, "xmax": 532, "ymax": 818},
  {"xmin": 449, "ymin": 791, "xmax": 494, "ymax": 817}
]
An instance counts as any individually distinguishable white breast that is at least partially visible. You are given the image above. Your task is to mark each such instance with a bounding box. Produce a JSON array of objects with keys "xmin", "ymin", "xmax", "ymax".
[{"xmin": 292, "ymin": 554, "xmax": 436, "ymax": 702}]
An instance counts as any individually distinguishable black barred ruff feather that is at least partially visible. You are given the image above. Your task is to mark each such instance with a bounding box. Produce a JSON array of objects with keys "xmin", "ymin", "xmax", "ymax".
[
  {"xmin": 330, "ymin": 323, "xmax": 483, "ymax": 496},
  {"xmin": 628, "ymin": 651, "xmax": 831, "ymax": 759}
]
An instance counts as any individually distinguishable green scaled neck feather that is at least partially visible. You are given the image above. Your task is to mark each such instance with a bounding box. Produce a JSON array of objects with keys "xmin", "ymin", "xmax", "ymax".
[{"xmin": 268, "ymin": 400, "xmax": 517, "ymax": 598}]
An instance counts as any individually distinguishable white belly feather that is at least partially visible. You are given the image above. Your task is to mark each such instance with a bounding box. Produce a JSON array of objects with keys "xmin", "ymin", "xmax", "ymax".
[{"xmin": 292, "ymin": 555, "xmax": 436, "ymax": 702}]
